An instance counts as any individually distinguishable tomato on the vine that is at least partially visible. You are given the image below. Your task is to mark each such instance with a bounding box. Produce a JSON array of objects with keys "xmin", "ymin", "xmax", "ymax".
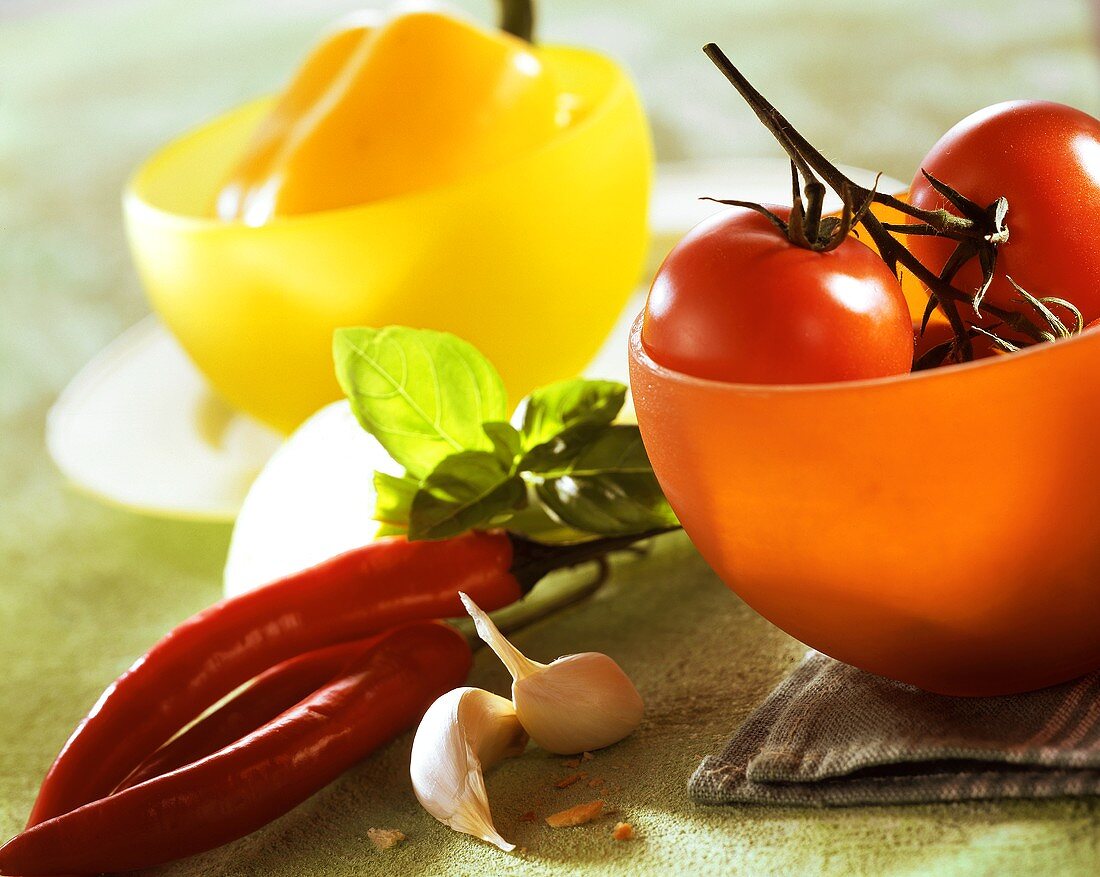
[
  {"xmin": 641, "ymin": 205, "xmax": 914, "ymax": 384},
  {"xmin": 907, "ymin": 101, "xmax": 1100, "ymax": 335}
]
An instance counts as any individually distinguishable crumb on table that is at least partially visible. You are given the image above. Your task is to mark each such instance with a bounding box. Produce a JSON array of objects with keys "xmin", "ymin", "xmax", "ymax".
[
  {"xmin": 546, "ymin": 800, "xmax": 605, "ymax": 828},
  {"xmin": 555, "ymin": 772, "xmax": 585, "ymax": 788},
  {"xmin": 612, "ymin": 822, "xmax": 635, "ymax": 841},
  {"xmin": 519, "ymin": 810, "xmax": 537, "ymax": 823},
  {"xmin": 367, "ymin": 827, "xmax": 407, "ymax": 850}
]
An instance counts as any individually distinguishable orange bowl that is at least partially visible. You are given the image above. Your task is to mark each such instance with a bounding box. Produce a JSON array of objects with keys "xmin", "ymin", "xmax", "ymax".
[{"xmin": 629, "ymin": 314, "xmax": 1100, "ymax": 695}]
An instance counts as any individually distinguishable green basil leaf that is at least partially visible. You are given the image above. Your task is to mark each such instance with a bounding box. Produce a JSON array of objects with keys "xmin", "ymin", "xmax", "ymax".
[
  {"xmin": 482, "ymin": 421, "xmax": 522, "ymax": 472},
  {"xmin": 519, "ymin": 379, "xmax": 626, "ymax": 449},
  {"xmin": 504, "ymin": 501, "xmax": 594, "ymax": 543},
  {"xmin": 517, "ymin": 420, "xmax": 604, "ymax": 476},
  {"xmin": 537, "ymin": 472, "xmax": 677, "ymax": 536},
  {"xmin": 372, "ymin": 471, "xmax": 419, "ymax": 532},
  {"xmin": 334, "ymin": 327, "xmax": 508, "ymax": 478},
  {"xmin": 408, "ymin": 451, "xmax": 526, "ymax": 541},
  {"xmin": 531, "ymin": 425, "xmax": 679, "ymax": 536}
]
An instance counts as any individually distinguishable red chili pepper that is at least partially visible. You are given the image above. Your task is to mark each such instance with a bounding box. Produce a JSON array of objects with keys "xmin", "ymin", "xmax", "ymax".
[
  {"xmin": 116, "ymin": 638, "xmax": 374, "ymax": 792},
  {"xmin": 27, "ymin": 531, "xmax": 517, "ymax": 827},
  {"xmin": 0, "ymin": 621, "xmax": 471, "ymax": 876}
]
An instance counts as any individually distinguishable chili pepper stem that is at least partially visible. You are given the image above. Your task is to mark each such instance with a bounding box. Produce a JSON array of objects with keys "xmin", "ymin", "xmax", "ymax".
[
  {"xmin": 508, "ymin": 527, "xmax": 678, "ymax": 594},
  {"xmin": 454, "ymin": 525, "xmax": 682, "ymax": 653},
  {"xmin": 452, "ymin": 557, "xmax": 613, "ymax": 652}
]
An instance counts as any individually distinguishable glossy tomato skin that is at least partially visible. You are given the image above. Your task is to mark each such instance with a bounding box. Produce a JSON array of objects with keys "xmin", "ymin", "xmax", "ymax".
[
  {"xmin": 641, "ymin": 206, "xmax": 913, "ymax": 384},
  {"xmin": 907, "ymin": 101, "xmax": 1100, "ymax": 331}
]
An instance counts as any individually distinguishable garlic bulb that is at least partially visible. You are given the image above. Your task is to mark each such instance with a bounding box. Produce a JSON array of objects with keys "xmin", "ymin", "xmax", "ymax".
[
  {"xmin": 460, "ymin": 593, "xmax": 644, "ymax": 755},
  {"xmin": 409, "ymin": 687, "xmax": 528, "ymax": 852}
]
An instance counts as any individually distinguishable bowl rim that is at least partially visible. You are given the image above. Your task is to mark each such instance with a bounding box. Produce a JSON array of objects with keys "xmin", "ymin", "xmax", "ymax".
[
  {"xmin": 627, "ymin": 309, "xmax": 1100, "ymax": 396},
  {"xmin": 123, "ymin": 43, "xmax": 640, "ymax": 232}
]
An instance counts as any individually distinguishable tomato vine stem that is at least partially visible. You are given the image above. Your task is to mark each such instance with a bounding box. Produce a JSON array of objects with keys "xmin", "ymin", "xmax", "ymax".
[
  {"xmin": 701, "ymin": 43, "xmax": 979, "ymax": 358},
  {"xmin": 700, "ymin": 43, "xmax": 1064, "ymax": 362}
]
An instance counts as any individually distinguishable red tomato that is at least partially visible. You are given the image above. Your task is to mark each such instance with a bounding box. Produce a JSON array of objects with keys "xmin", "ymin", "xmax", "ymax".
[
  {"xmin": 907, "ymin": 101, "xmax": 1100, "ymax": 336},
  {"xmin": 641, "ymin": 206, "xmax": 914, "ymax": 384}
]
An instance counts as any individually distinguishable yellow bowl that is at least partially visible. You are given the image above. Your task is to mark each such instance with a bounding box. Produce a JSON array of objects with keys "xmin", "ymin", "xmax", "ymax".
[
  {"xmin": 630, "ymin": 314, "xmax": 1100, "ymax": 696},
  {"xmin": 125, "ymin": 46, "xmax": 652, "ymax": 433}
]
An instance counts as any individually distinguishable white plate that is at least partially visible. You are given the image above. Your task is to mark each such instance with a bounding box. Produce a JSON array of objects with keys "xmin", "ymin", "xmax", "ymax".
[
  {"xmin": 46, "ymin": 316, "xmax": 283, "ymax": 521},
  {"xmin": 48, "ymin": 159, "xmax": 903, "ymax": 529}
]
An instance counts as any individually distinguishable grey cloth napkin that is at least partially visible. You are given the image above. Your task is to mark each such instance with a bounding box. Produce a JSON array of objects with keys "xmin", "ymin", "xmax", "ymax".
[{"xmin": 690, "ymin": 651, "xmax": 1100, "ymax": 807}]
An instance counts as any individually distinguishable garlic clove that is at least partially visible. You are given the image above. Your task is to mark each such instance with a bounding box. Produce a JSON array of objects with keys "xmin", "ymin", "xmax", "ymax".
[
  {"xmin": 410, "ymin": 686, "xmax": 528, "ymax": 852},
  {"xmin": 459, "ymin": 592, "xmax": 544, "ymax": 680},
  {"xmin": 460, "ymin": 593, "xmax": 644, "ymax": 755},
  {"xmin": 514, "ymin": 652, "xmax": 644, "ymax": 754}
]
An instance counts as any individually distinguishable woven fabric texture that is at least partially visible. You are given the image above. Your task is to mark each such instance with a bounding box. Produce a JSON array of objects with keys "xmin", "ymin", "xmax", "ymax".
[{"xmin": 692, "ymin": 652, "xmax": 1100, "ymax": 807}]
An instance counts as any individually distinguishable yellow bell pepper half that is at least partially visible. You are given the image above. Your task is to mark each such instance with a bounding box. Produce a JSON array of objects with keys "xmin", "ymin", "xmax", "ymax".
[
  {"xmin": 217, "ymin": 11, "xmax": 569, "ymax": 223},
  {"xmin": 124, "ymin": 18, "xmax": 652, "ymax": 434}
]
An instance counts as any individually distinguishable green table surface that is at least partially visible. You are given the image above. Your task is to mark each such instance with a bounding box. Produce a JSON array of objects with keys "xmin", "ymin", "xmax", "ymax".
[{"xmin": 3, "ymin": 1, "xmax": 1100, "ymax": 874}]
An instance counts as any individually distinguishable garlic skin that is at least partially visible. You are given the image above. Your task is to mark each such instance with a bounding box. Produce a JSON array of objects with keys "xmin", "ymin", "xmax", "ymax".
[
  {"xmin": 410, "ymin": 686, "xmax": 528, "ymax": 852},
  {"xmin": 512, "ymin": 651, "xmax": 644, "ymax": 754},
  {"xmin": 460, "ymin": 593, "xmax": 644, "ymax": 755}
]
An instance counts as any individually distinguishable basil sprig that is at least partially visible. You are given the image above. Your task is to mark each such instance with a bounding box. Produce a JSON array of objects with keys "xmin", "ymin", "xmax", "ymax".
[
  {"xmin": 334, "ymin": 325, "xmax": 508, "ymax": 479},
  {"xmin": 335, "ymin": 327, "xmax": 678, "ymax": 541}
]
